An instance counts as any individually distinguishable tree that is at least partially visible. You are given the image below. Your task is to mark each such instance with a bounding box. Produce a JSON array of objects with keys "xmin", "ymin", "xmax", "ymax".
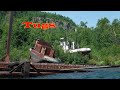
[
  {"xmin": 96, "ymin": 17, "xmax": 110, "ymax": 29},
  {"xmin": 79, "ymin": 21, "xmax": 87, "ymax": 28},
  {"xmin": 0, "ymin": 29, "xmax": 3, "ymax": 39},
  {"xmin": 111, "ymin": 19, "xmax": 120, "ymax": 44}
]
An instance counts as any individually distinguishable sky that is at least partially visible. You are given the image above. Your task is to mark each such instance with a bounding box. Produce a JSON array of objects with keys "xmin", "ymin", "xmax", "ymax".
[{"xmin": 43, "ymin": 11, "xmax": 120, "ymax": 28}]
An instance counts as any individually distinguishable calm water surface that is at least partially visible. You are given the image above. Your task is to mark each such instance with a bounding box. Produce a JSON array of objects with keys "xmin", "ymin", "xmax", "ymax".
[
  {"xmin": 1, "ymin": 67, "xmax": 120, "ymax": 79},
  {"xmin": 30, "ymin": 67, "xmax": 120, "ymax": 79}
]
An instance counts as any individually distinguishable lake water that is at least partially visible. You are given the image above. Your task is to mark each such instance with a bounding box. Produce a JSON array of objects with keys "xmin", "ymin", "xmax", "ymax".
[{"xmin": 30, "ymin": 67, "xmax": 120, "ymax": 79}]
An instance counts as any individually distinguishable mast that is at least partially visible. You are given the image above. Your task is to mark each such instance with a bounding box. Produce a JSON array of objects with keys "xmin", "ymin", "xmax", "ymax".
[{"xmin": 5, "ymin": 11, "xmax": 14, "ymax": 63}]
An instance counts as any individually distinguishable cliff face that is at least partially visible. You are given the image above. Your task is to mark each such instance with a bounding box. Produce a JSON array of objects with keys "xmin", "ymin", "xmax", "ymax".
[{"xmin": 32, "ymin": 16, "xmax": 76, "ymax": 30}]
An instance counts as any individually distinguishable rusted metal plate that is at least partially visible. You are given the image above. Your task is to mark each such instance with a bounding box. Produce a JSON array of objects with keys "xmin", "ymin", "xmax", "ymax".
[
  {"xmin": 0, "ymin": 62, "xmax": 10, "ymax": 69},
  {"xmin": 0, "ymin": 61, "xmax": 96, "ymax": 78},
  {"xmin": 30, "ymin": 63, "xmax": 89, "ymax": 70},
  {"xmin": 36, "ymin": 39, "xmax": 52, "ymax": 48},
  {"xmin": 0, "ymin": 61, "xmax": 97, "ymax": 71}
]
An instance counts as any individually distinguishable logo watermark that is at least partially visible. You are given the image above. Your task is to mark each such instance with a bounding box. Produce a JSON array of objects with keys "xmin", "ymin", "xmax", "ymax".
[{"xmin": 22, "ymin": 22, "xmax": 56, "ymax": 30}]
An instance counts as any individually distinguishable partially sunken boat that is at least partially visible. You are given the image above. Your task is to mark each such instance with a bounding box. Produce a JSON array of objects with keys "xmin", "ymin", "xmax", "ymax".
[
  {"xmin": 29, "ymin": 39, "xmax": 60, "ymax": 63},
  {"xmin": 60, "ymin": 38, "xmax": 91, "ymax": 54}
]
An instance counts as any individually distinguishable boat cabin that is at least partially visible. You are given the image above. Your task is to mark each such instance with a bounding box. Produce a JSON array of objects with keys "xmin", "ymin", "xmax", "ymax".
[
  {"xmin": 34, "ymin": 39, "xmax": 55, "ymax": 58},
  {"xmin": 29, "ymin": 39, "xmax": 56, "ymax": 63}
]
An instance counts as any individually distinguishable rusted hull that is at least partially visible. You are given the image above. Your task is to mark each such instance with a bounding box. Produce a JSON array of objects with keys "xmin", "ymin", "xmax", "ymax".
[
  {"xmin": 0, "ymin": 62, "xmax": 10, "ymax": 70},
  {"xmin": 0, "ymin": 62, "xmax": 94, "ymax": 71},
  {"xmin": 31, "ymin": 63, "xmax": 94, "ymax": 70},
  {"xmin": 0, "ymin": 61, "xmax": 95, "ymax": 78},
  {"xmin": 30, "ymin": 49, "xmax": 59, "ymax": 63}
]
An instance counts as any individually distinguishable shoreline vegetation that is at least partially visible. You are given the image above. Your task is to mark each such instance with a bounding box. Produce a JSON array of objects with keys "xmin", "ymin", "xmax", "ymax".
[{"xmin": 0, "ymin": 11, "xmax": 120, "ymax": 66}]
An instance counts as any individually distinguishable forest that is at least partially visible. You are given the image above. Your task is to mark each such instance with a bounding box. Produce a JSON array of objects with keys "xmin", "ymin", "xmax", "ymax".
[{"xmin": 0, "ymin": 11, "xmax": 120, "ymax": 66}]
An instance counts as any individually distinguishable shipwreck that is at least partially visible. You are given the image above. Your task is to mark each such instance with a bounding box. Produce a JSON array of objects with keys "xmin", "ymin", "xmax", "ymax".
[{"xmin": 29, "ymin": 39, "xmax": 61, "ymax": 63}]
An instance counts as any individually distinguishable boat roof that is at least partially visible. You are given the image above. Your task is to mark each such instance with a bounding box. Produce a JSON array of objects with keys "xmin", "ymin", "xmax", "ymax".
[{"xmin": 36, "ymin": 39, "xmax": 52, "ymax": 48}]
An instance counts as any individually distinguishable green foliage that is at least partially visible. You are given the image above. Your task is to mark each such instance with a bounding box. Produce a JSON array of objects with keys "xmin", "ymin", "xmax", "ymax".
[
  {"xmin": 0, "ymin": 29, "xmax": 3, "ymax": 39},
  {"xmin": 0, "ymin": 11, "xmax": 120, "ymax": 65}
]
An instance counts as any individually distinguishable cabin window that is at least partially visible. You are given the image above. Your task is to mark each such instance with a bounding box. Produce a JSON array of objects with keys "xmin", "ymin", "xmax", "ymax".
[
  {"xmin": 40, "ymin": 47, "xmax": 46, "ymax": 55},
  {"xmin": 45, "ymin": 47, "xmax": 51, "ymax": 56},
  {"xmin": 49, "ymin": 50, "xmax": 54, "ymax": 57},
  {"xmin": 35, "ymin": 44, "xmax": 42, "ymax": 52}
]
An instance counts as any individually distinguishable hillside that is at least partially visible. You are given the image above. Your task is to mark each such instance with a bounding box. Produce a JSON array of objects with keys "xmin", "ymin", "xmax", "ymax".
[
  {"xmin": 0, "ymin": 11, "xmax": 76, "ymax": 61},
  {"xmin": 0, "ymin": 11, "xmax": 120, "ymax": 65}
]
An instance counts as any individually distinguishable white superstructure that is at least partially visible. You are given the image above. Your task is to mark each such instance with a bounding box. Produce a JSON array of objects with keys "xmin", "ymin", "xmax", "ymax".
[{"xmin": 60, "ymin": 38, "xmax": 91, "ymax": 53}]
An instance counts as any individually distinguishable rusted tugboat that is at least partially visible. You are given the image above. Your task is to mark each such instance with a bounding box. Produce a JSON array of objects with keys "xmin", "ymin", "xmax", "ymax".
[{"xmin": 29, "ymin": 39, "xmax": 61, "ymax": 63}]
